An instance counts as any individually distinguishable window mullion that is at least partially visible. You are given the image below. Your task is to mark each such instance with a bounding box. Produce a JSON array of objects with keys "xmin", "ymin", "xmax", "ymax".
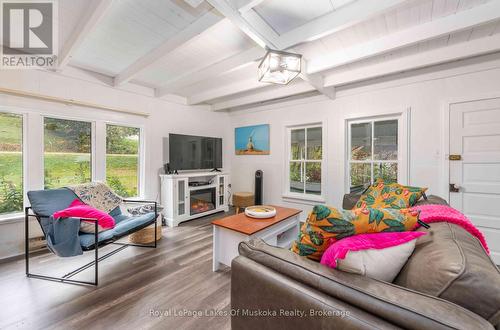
[
  {"xmin": 304, "ymin": 128, "xmax": 307, "ymax": 161},
  {"xmin": 371, "ymin": 121, "xmax": 375, "ymax": 183},
  {"xmin": 94, "ymin": 122, "xmax": 106, "ymax": 182},
  {"xmin": 303, "ymin": 128, "xmax": 307, "ymax": 194},
  {"xmin": 138, "ymin": 127, "xmax": 145, "ymax": 198}
]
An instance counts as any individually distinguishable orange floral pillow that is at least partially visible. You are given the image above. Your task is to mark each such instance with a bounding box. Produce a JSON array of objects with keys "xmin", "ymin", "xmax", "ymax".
[
  {"xmin": 291, "ymin": 205, "xmax": 419, "ymax": 261},
  {"xmin": 356, "ymin": 179, "xmax": 427, "ymax": 209}
]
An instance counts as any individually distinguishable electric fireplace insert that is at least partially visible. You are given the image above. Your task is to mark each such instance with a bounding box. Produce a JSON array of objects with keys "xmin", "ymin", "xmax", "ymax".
[{"xmin": 190, "ymin": 187, "xmax": 216, "ymax": 215}]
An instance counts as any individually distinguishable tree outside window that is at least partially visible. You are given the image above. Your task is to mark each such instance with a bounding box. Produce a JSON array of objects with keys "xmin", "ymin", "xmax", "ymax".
[
  {"xmin": 44, "ymin": 117, "xmax": 92, "ymax": 189},
  {"xmin": 0, "ymin": 112, "xmax": 23, "ymax": 215},
  {"xmin": 106, "ymin": 124, "xmax": 140, "ymax": 198}
]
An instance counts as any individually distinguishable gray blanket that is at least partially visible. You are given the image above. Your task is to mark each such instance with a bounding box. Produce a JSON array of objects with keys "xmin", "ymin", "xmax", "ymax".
[{"xmin": 41, "ymin": 215, "xmax": 83, "ymax": 257}]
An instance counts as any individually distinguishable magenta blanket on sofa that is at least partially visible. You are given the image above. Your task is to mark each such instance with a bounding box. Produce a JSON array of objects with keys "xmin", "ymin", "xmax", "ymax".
[
  {"xmin": 320, "ymin": 231, "xmax": 426, "ymax": 268},
  {"xmin": 412, "ymin": 204, "xmax": 489, "ymax": 254}
]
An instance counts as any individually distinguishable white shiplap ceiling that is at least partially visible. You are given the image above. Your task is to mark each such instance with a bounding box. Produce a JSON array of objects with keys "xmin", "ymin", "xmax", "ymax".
[
  {"xmin": 53, "ymin": 0, "xmax": 500, "ymax": 110},
  {"xmin": 70, "ymin": 0, "xmax": 213, "ymax": 75},
  {"xmin": 132, "ymin": 19, "xmax": 255, "ymax": 87},
  {"xmin": 253, "ymin": 0, "xmax": 357, "ymax": 34},
  {"xmin": 59, "ymin": 0, "xmax": 90, "ymax": 50}
]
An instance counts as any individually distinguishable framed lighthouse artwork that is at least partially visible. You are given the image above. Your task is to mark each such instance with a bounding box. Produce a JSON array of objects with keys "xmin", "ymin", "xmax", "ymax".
[{"xmin": 235, "ymin": 124, "xmax": 270, "ymax": 155}]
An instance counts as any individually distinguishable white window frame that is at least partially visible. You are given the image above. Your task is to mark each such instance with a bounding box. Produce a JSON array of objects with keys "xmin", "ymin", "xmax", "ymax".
[
  {"xmin": 283, "ymin": 122, "xmax": 326, "ymax": 203},
  {"xmin": 40, "ymin": 116, "xmax": 145, "ymax": 199},
  {"xmin": 0, "ymin": 109, "xmax": 28, "ymax": 220},
  {"xmin": 0, "ymin": 105, "xmax": 147, "ymax": 223},
  {"xmin": 104, "ymin": 122, "xmax": 145, "ymax": 199},
  {"xmin": 42, "ymin": 114, "xmax": 96, "ymax": 188},
  {"xmin": 345, "ymin": 112, "xmax": 409, "ymax": 194}
]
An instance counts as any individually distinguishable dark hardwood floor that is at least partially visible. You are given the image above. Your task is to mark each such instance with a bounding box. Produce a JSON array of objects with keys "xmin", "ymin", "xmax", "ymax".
[{"xmin": 0, "ymin": 211, "xmax": 234, "ymax": 330}]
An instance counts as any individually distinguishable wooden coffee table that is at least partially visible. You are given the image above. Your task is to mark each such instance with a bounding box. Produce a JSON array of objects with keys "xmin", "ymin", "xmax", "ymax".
[{"xmin": 211, "ymin": 206, "xmax": 301, "ymax": 271}]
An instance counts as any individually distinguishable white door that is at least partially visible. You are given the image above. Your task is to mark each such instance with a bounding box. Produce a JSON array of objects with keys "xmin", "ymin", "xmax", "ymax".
[{"xmin": 449, "ymin": 97, "xmax": 500, "ymax": 264}]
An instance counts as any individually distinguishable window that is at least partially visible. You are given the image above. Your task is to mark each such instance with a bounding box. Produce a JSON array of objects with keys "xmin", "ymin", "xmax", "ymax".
[
  {"xmin": 0, "ymin": 112, "xmax": 23, "ymax": 215},
  {"xmin": 349, "ymin": 118, "xmax": 399, "ymax": 193},
  {"xmin": 44, "ymin": 117, "xmax": 92, "ymax": 188},
  {"xmin": 106, "ymin": 124, "xmax": 140, "ymax": 198},
  {"xmin": 287, "ymin": 124, "xmax": 323, "ymax": 197}
]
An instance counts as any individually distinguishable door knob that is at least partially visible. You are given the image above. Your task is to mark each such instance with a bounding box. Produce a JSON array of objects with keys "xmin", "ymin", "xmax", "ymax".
[{"xmin": 449, "ymin": 184, "xmax": 460, "ymax": 193}]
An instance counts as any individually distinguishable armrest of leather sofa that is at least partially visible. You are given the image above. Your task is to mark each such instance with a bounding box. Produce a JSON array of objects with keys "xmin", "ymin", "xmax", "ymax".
[
  {"xmin": 234, "ymin": 239, "xmax": 493, "ymax": 330},
  {"xmin": 342, "ymin": 193, "xmax": 361, "ymax": 210},
  {"xmin": 413, "ymin": 195, "xmax": 448, "ymax": 206},
  {"xmin": 232, "ymin": 257, "xmax": 399, "ymax": 330}
]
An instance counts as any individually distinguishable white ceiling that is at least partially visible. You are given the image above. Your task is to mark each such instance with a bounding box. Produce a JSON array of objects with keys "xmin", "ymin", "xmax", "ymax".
[
  {"xmin": 59, "ymin": 0, "xmax": 89, "ymax": 49},
  {"xmin": 53, "ymin": 0, "xmax": 500, "ymax": 110},
  {"xmin": 70, "ymin": 0, "xmax": 212, "ymax": 75},
  {"xmin": 292, "ymin": 0, "xmax": 478, "ymax": 58},
  {"xmin": 253, "ymin": 0, "xmax": 357, "ymax": 34},
  {"xmin": 132, "ymin": 19, "xmax": 255, "ymax": 87}
]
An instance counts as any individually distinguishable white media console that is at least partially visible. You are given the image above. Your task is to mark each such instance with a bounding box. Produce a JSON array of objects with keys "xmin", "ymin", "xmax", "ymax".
[{"xmin": 160, "ymin": 171, "xmax": 230, "ymax": 227}]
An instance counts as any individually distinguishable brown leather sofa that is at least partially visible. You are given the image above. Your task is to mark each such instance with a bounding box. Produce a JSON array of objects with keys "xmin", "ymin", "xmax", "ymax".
[{"xmin": 231, "ymin": 195, "xmax": 500, "ymax": 330}]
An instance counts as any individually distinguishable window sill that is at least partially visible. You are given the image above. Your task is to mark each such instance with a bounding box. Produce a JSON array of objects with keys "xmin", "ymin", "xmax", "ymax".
[
  {"xmin": 282, "ymin": 193, "xmax": 326, "ymax": 206},
  {"xmin": 0, "ymin": 212, "xmax": 24, "ymax": 224}
]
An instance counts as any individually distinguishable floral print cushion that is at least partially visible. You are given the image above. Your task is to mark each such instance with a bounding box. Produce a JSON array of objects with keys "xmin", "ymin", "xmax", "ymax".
[
  {"xmin": 355, "ymin": 179, "xmax": 427, "ymax": 209},
  {"xmin": 68, "ymin": 182, "xmax": 122, "ymax": 213},
  {"xmin": 291, "ymin": 205, "xmax": 420, "ymax": 261}
]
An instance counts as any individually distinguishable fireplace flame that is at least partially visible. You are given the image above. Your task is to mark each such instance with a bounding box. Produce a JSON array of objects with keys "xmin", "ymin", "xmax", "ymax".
[{"xmin": 191, "ymin": 199, "xmax": 214, "ymax": 213}]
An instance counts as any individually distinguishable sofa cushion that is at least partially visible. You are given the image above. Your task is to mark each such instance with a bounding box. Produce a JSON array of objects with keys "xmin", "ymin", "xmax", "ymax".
[
  {"xmin": 113, "ymin": 212, "xmax": 155, "ymax": 236},
  {"xmin": 109, "ymin": 205, "xmax": 123, "ymax": 218},
  {"xmin": 79, "ymin": 228, "xmax": 115, "ymax": 248},
  {"xmin": 343, "ymin": 193, "xmax": 447, "ymax": 210},
  {"xmin": 28, "ymin": 188, "xmax": 78, "ymax": 217},
  {"xmin": 320, "ymin": 231, "xmax": 426, "ymax": 282},
  {"xmin": 356, "ymin": 179, "xmax": 427, "ymax": 209},
  {"xmin": 394, "ymin": 222, "xmax": 500, "ymax": 326},
  {"xmin": 291, "ymin": 204, "xmax": 419, "ymax": 261},
  {"xmin": 112, "ymin": 213, "xmax": 129, "ymax": 224},
  {"xmin": 79, "ymin": 213, "xmax": 155, "ymax": 249},
  {"xmin": 336, "ymin": 239, "xmax": 419, "ymax": 282}
]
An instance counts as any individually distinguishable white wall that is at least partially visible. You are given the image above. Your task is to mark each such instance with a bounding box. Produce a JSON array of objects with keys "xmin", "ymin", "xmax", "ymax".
[
  {"xmin": 0, "ymin": 68, "xmax": 231, "ymax": 259},
  {"xmin": 228, "ymin": 53, "xmax": 500, "ymax": 220}
]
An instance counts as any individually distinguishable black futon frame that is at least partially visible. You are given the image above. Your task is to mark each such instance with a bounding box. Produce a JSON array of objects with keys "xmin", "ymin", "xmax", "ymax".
[{"xmin": 25, "ymin": 200, "xmax": 158, "ymax": 286}]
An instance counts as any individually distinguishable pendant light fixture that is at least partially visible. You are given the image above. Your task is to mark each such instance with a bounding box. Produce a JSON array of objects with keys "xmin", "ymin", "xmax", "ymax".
[{"xmin": 257, "ymin": 49, "xmax": 302, "ymax": 85}]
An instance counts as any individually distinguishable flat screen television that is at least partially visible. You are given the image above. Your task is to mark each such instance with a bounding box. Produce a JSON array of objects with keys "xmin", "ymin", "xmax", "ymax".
[{"xmin": 169, "ymin": 134, "xmax": 222, "ymax": 171}]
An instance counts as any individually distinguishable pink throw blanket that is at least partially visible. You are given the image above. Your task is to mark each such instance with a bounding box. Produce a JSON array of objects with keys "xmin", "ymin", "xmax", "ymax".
[
  {"xmin": 412, "ymin": 204, "xmax": 489, "ymax": 254},
  {"xmin": 320, "ymin": 231, "xmax": 426, "ymax": 268}
]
